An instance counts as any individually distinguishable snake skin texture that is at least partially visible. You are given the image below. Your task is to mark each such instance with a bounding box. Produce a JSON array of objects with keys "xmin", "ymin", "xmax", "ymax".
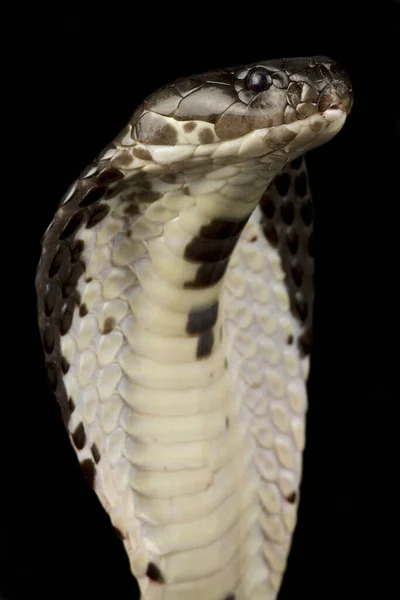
[{"xmin": 36, "ymin": 56, "xmax": 352, "ymax": 600}]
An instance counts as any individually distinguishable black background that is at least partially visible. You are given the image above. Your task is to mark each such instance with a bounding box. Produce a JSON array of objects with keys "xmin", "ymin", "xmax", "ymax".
[{"xmin": 1, "ymin": 5, "xmax": 398, "ymax": 600}]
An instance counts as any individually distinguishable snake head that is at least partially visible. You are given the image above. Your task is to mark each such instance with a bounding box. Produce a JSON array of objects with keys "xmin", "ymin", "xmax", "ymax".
[{"xmin": 130, "ymin": 56, "xmax": 353, "ymax": 163}]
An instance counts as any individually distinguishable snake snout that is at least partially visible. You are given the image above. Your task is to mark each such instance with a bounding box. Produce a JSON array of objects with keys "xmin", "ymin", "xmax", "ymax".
[
  {"xmin": 282, "ymin": 57, "xmax": 353, "ymax": 125},
  {"xmin": 320, "ymin": 61, "xmax": 353, "ymax": 116},
  {"xmin": 318, "ymin": 80, "xmax": 353, "ymax": 117}
]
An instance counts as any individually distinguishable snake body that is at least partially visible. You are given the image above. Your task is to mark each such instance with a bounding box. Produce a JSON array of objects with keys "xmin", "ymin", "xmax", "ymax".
[{"xmin": 36, "ymin": 56, "xmax": 352, "ymax": 600}]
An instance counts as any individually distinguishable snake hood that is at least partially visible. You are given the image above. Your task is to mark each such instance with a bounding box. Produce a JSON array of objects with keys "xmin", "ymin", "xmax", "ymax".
[
  {"xmin": 131, "ymin": 56, "xmax": 352, "ymax": 163},
  {"xmin": 37, "ymin": 56, "xmax": 353, "ymax": 600}
]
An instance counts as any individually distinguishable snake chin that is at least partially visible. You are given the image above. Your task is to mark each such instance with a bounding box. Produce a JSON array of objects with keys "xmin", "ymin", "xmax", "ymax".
[
  {"xmin": 274, "ymin": 109, "xmax": 347, "ymax": 163},
  {"xmin": 227, "ymin": 107, "xmax": 348, "ymax": 168}
]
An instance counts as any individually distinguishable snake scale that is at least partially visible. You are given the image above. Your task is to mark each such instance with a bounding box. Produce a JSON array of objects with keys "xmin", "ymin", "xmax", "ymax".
[{"xmin": 36, "ymin": 56, "xmax": 352, "ymax": 600}]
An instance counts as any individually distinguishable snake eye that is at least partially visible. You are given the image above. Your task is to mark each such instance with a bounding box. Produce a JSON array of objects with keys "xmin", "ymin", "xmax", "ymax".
[{"xmin": 247, "ymin": 68, "xmax": 272, "ymax": 93}]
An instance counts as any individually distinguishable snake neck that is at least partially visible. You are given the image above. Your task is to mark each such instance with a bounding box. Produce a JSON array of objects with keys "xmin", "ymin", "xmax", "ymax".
[
  {"xmin": 60, "ymin": 151, "xmax": 282, "ymax": 594},
  {"xmin": 100, "ymin": 150, "xmax": 280, "ymax": 387},
  {"xmin": 89, "ymin": 139, "xmax": 286, "ymax": 318}
]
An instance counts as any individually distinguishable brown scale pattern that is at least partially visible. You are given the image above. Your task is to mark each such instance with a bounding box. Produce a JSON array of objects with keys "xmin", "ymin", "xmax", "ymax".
[
  {"xmin": 260, "ymin": 157, "xmax": 314, "ymax": 357},
  {"xmin": 146, "ymin": 562, "xmax": 165, "ymax": 584},
  {"xmin": 36, "ymin": 152, "xmax": 126, "ymax": 489},
  {"xmin": 184, "ymin": 217, "xmax": 250, "ymax": 289},
  {"xmin": 183, "ymin": 215, "xmax": 254, "ymax": 363}
]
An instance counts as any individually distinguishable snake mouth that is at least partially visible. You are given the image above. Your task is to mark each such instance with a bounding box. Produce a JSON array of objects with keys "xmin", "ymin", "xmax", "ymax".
[
  {"xmin": 325, "ymin": 92, "xmax": 353, "ymax": 116},
  {"xmin": 317, "ymin": 79, "xmax": 353, "ymax": 117},
  {"xmin": 252, "ymin": 106, "xmax": 349, "ymax": 165},
  {"xmin": 323, "ymin": 104, "xmax": 348, "ymax": 123}
]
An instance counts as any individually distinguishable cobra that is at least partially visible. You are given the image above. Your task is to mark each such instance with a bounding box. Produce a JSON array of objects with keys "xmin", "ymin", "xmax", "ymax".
[{"xmin": 36, "ymin": 56, "xmax": 352, "ymax": 600}]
